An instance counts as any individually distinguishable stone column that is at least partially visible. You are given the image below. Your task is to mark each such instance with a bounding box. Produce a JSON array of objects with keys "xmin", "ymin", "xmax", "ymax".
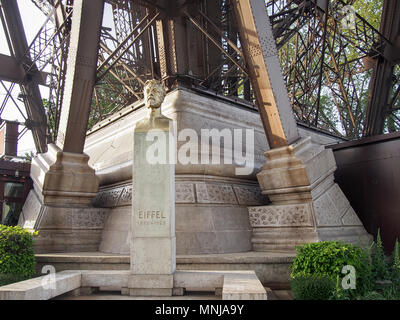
[
  {"xmin": 232, "ymin": 0, "xmax": 371, "ymax": 250},
  {"xmin": 127, "ymin": 80, "xmax": 176, "ymax": 296},
  {"xmin": 19, "ymin": 0, "xmax": 108, "ymax": 253}
]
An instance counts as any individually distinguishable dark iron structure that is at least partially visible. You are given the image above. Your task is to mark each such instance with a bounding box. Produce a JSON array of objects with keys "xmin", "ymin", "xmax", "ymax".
[
  {"xmin": 328, "ymin": 132, "xmax": 400, "ymax": 253},
  {"xmin": 0, "ymin": 0, "xmax": 399, "ymax": 151}
]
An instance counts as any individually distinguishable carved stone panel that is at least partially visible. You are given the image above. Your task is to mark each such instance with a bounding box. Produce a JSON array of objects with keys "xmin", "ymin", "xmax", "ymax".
[
  {"xmin": 196, "ymin": 183, "xmax": 238, "ymax": 204},
  {"xmin": 233, "ymin": 185, "xmax": 268, "ymax": 205},
  {"xmin": 248, "ymin": 203, "xmax": 314, "ymax": 227},
  {"xmin": 92, "ymin": 187, "xmax": 124, "ymax": 208},
  {"xmin": 71, "ymin": 208, "xmax": 108, "ymax": 229},
  {"xmin": 175, "ymin": 183, "xmax": 195, "ymax": 203},
  {"xmin": 119, "ymin": 185, "xmax": 133, "ymax": 206}
]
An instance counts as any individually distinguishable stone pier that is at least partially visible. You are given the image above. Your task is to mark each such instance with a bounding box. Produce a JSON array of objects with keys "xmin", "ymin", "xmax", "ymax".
[
  {"xmin": 249, "ymin": 137, "xmax": 371, "ymax": 251},
  {"xmin": 232, "ymin": 0, "xmax": 371, "ymax": 250},
  {"xmin": 18, "ymin": 0, "xmax": 108, "ymax": 252}
]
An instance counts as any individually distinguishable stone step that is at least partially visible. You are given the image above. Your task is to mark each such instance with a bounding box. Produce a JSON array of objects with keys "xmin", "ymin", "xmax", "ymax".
[{"xmin": 35, "ymin": 251, "xmax": 295, "ymax": 289}]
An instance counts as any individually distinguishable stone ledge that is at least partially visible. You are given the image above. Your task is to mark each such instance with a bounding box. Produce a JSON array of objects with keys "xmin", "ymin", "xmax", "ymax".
[
  {"xmin": 36, "ymin": 252, "xmax": 130, "ymax": 264},
  {"xmin": 81, "ymin": 270, "xmax": 130, "ymax": 288},
  {"xmin": 223, "ymin": 273, "xmax": 268, "ymax": 300},
  {"xmin": 0, "ymin": 269, "xmax": 267, "ymax": 300},
  {"xmin": 0, "ymin": 271, "xmax": 81, "ymax": 300},
  {"xmin": 35, "ymin": 251, "xmax": 296, "ymax": 265}
]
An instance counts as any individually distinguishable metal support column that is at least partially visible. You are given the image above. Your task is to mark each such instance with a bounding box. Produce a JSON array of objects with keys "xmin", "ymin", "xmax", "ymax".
[
  {"xmin": 56, "ymin": 0, "xmax": 104, "ymax": 153},
  {"xmin": 231, "ymin": 0, "xmax": 299, "ymax": 148},
  {"xmin": 364, "ymin": 0, "xmax": 400, "ymax": 136}
]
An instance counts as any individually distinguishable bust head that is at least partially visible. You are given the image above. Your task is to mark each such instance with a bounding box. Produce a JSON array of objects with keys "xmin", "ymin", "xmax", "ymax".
[{"xmin": 144, "ymin": 80, "xmax": 166, "ymax": 109}]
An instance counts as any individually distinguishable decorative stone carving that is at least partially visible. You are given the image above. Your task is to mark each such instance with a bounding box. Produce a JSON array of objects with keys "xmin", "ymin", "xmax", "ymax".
[
  {"xmin": 233, "ymin": 185, "xmax": 268, "ymax": 205},
  {"xmin": 248, "ymin": 203, "xmax": 314, "ymax": 227},
  {"xmin": 71, "ymin": 209, "xmax": 108, "ymax": 229},
  {"xmin": 95, "ymin": 181, "xmax": 268, "ymax": 207},
  {"xmin": 252, "ymin": 137, "xmax": 371, "ymax": 250},
  {"xmin": 92, "ymin": 187, "xmax": 123, "ymax": 208},
  {"xmin": 119, "ymin": 185, "xmax": 133, "ymax": 206},
  {"xmin": 175, "ymin": 183, "xmax": 195, "ymax": 203},
  {"xmin": 196, "ymin": 183, "xmax": 237, "ymax": 204}
]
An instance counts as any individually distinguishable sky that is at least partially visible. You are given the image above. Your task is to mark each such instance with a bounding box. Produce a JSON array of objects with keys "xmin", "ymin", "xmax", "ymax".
[{"xmin": 0, "ymin": 0, "xmax": 114, "ymax": 156}]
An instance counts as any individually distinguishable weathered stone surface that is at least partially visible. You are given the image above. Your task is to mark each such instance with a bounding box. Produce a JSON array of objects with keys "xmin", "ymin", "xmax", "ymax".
[
  {"xmin": 81, "ymin": 270, "xmax": 129, "ymax": 288},
  {"xmin": 0, "ymin": 271, "xmax": 81, "ymax": 300},
  {"xmin": 174, "ymin": 270, "xmax": 267, "ymax": 300},
  {"xmin": 35, "ymin": 251, "xmax": 296, "ymax": 288},
  {"xmin": 128, "ymin": 274, "xmax": 173, "ymax": 289},
  {"xmin": 251, "ymin": 227, "xmax": 318, "ymax": 251},
  {"xmin": 196, "ymin": 183, "xmax": 238, "ymax": 204},
  {"xmin": 30, "ymin": 143, "xmax": 99, "ymax": 205},
  {"xmin": 252, "ymin": 137, "xmax": 371, "ymax": 251},
  {"xmin": 128, "ymin": 288, "xmax": 173, "ymax": 296},
  {"xmin": 248, "ymin": 203, "xmax": 314, "ymax": 227},
  {"xmin": 222, "ymin": 273, "xmax": 267, "ymax": 300},
  {"xmin": 84, "ymin": 89, "xmax": 343, "ymax": 255},
  {"xmin": 98, "ymin": 180, "xmax": 256, "ymax": 255},
  {"xmin": 19, "ymin": 190, "xmax": 109, "ymax": 253},
  {"xmin": 175, "ymin": 183, "xmax": 195, "ymax": 203},
  {"xmin": 131, "ymin": 237, "xmax": 176, "ymax": 274},
  {"xmin": 341, "ymin": 207, "xmax": 363, "ymax": 226},
  {"xmin": 131, "ymin": 106, "xmax": 176, "ymax": 275}
]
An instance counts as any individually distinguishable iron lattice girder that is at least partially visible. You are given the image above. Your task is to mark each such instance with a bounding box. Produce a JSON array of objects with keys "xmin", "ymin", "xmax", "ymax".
[
  {"xmin": 3, "ymin": 0, "xmax": 396, "ymax": 145},
  {"xmin": 267, "ymin": 0, "xmax": 399, "ymax": 138},
  {"xmin": 268, "ymin": 0, "xmax": 391, "ymax": 58},
  {"xmin": 0, "ymin": 0, "xmax": 48, "ymax": 153},
  {"xmin": 0, "ymin": 54, "xmax": 26, "ymax": 84}
]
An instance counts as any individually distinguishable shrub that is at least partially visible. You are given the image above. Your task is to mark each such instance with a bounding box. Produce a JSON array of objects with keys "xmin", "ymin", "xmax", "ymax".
[
  {"xmin": 358, "ymin": 291, "xmax": 385, "ymax": 300},
  {"xmin": 290, "ymin": 241, "xmax": 372, "ymax": 296},
  {"xmin": 0, "ymin": 225, "xmax": 37, "ymax": 280},
  {"xmin": 0, "ymin": 274, "xmax": 28, "ymax": 286},
  {"xmin": 381, "ymin": 285, "xmax": 400, "ymax": 300},
  {"xmin": 371, "ymin": 229, "xmax": 388, "ymax": 280},
  {"xmin": 290, "ymin": 275, "xmax": 336, "ymax": 300}
]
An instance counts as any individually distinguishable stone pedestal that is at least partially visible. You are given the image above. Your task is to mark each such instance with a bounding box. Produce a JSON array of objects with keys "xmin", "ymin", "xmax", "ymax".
[
  {"xmin": 128, "ymin": 108, "xmax": 176, "ymax": 296},
  {"xmin": 19, "ymin": 143, "xmax": 107, "ymax": 253},
  {"xmin": 249, "ymin": 137, "xmax": 371, "ymax": 251},
  {"xmin": 30, "ymin": 143, "xmax": 99, "ymax": 205}
]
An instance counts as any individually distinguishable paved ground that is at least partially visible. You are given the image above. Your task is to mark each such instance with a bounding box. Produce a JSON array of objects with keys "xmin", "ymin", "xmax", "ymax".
[{"xmin": 55, "ymin": 289, "xmax": 294, "ymax": 300}]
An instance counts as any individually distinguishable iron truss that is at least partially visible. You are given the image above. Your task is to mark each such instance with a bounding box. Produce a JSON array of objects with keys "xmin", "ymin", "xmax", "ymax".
[
  {"xmin": 0, "ymin": 0, "xmax": 399, "ymax": 153},
  {"xmin": 0, "ymin": 0, "xmax": 72, "ymax": 152}
]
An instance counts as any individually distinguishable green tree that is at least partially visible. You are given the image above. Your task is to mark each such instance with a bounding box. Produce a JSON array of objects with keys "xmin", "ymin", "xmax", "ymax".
[{"xmin": 352, "ymin": 0, "xmax": 383, "ymax": 30}]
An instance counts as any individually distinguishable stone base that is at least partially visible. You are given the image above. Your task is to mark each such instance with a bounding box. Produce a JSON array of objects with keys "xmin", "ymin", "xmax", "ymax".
[
  {"xmin": 34, "ymin": 251, "xmax": 296, "ymax": 288},
  {"xmin": 84, "ymin": 88, "xmax": 342, "ymax": 255},
  {"xmin": 250, "ymin": 137, "xmax": 372, "ymax": 251},
  {"xmin": 0, "ymin": 269, "xmax": 267, "ymax": 300},
  {"xmin": 30, "ymin": 143, "xmax": 99, "ymax": 206},
  {"xmin": 95, "ymin": 176, "xmax": 263, "ymax": 255},
  {"xmin": 131, "ymin": 237, "xmax": 176, "ymax": 274},
  {"xmin": 19, "ymin": 189, "xmax": 109, "ymax": 253}
]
